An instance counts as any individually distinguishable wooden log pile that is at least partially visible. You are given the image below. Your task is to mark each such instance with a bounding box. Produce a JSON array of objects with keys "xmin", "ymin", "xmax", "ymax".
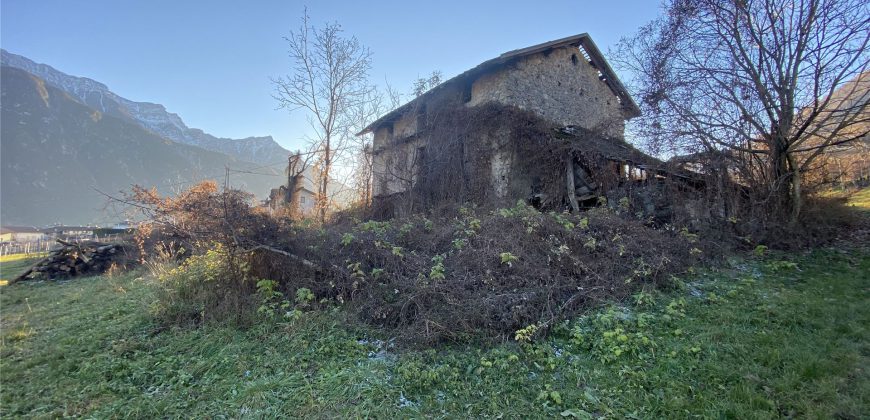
[{"xmin": 13, "ymin": 239, "xmax": 126, "ymax": 283}]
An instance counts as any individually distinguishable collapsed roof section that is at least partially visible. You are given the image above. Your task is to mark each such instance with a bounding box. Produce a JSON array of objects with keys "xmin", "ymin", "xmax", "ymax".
[{"xmin": 557, "ymin": 126, "xmax": 660, "ymax": 167}]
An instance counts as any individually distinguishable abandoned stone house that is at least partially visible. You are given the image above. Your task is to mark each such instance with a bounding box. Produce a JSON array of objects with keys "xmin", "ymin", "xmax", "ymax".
[
  {"xmin": 266, "ymin": 154, "xmax": 318, "ymax": 215},
  {"xmin": 266, "ymin": 154, "xmax": 357, "ymax": 216},
  {"xmin": 358, "ymin": 33, "xmax": 679, "ymax": 214},
  {"xmin": 267, "ymin": 180, "xmax": 317, "ymax": 215}
]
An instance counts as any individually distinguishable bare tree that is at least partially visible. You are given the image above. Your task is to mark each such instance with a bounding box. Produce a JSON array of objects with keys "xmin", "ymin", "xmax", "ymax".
[
  {"xmin": 615, "ymin": 0, "xmax": 869, "ymax": 224},
  {"xmin": 412, "ymin": 70, "xmax": 443, "ymax": 97},
  {"xmin": 345, "ymin": 88, "xmax": 385, "ymax": 207},
  {"xmin": 273, "ymin": 9, "xmax": 373, "ymax": 222},
  {"xmin": 384, "ymin": 79, "xmax": 405, "ymax": 108}
]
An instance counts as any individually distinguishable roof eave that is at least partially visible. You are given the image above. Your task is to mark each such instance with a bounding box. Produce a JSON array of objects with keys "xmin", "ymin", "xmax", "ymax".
[
  {"xmin": 575, "ymin": 36, "xmax": 641, "ymax": 119},
  {"xmin": 358, "ymin": 33, "xmax": 642, "ymax": 134}
]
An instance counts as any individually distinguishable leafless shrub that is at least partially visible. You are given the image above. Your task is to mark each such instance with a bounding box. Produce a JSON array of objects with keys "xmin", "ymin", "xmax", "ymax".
[
  {"xmin": 273, "ymin": 9, "xmax": 375, "ymax": 223},
  {"xmin": 260, "ymin": 202, "xmax": 702, "ymax": 346},
  {"xmin": 122, "ymin": 181, "xmax": 293, "ymax": 324},
  {"xmin": 121, "ymin": 179, "xmax": 703, "ymax": 344}
]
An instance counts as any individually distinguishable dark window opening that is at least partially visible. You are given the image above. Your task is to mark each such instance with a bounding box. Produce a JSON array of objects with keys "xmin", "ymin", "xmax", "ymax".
[{"xmin": 571, "ymin": 54, "xmax": 578, "ymax": 65}]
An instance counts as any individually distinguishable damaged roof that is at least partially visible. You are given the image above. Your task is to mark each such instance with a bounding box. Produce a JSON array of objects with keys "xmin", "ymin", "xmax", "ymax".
[
  {"xmin": 558, "ymin": 126, "xmax": 706, "ymax": 185},
  {"xmin": 557, "ymin": 126, "xmax": 662, "ymax": 167},
  {"xmin": 359, "ymin": 33, "xmax": 641, "ymax": 135}
]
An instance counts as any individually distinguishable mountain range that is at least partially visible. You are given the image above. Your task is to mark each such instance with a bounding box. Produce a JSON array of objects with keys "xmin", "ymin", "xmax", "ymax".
[
  {"xmin": 1, "ymin": 50, "xmax": 292, "ymax": 226},
  {"xmin": 1, "ymin": 50, "xmax": 290, "ymax": 165}
]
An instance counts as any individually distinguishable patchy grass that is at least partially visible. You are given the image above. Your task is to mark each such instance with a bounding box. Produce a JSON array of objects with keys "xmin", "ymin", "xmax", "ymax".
[
  {"xmin": 0, "ymin": 252, "xmax": 49, "ymax": 263},
  {"xmin": 1, "ymin": 248, "xmax": 867, "ymax": 417},
  {"xmin": 849, "ymin": 187, "xmax": 870, "ymax": 210},
  {"xmin": 0, "ymin": 254, "xmax": 44, "ymax": 285}
]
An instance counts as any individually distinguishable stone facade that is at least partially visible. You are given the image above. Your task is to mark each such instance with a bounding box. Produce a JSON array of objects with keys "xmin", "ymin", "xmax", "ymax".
[
  {"xmin": 468, "ymin": 46, "xmax": 625, "ymax": 138},
  {"xmin": 365, "ymin": 35, "xmax": 639, "ymax": 200},
  {"xmin": 372, "ymin": 136, "xmax": 426, "ymax": 196}
]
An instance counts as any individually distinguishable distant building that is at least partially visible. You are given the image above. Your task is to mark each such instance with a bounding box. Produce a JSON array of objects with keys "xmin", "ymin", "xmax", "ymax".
[
  {"xmin": 41, "ymin": 225, "xmax": 96, "ymax": 240},
  {"xmin": 266, "ymin": 153, "xmax": 352, "ymax": 217},
  {"xmin": 266, "ymin": 154, "xmax": 319, "ymax": 216},
  {"xmin": 111, "ymin": 220, "xmax": 137, "ymax": 230},
  {"xmin": 0, "ymin": 226, "xmax": 47, "ymax": 243}
]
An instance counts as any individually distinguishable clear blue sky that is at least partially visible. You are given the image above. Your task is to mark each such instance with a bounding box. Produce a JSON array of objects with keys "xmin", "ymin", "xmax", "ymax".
[{"xmin": 1, "ymin": 0, "xmax": 660, "ymax": 151}]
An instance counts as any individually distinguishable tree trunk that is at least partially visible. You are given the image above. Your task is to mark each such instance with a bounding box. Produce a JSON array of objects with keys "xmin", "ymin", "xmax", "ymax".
[
  {"xmin": 319, "ymin": 139, "xmax": 331, "ymax": 223},
  {"xmin": 768, "ymin": 137, "xmax": 792, "ymax": 220},
  {"xmin": 363, "ymin": 145, "xmax": 373, "ymax": 207},
  {"xmin": 787, "ymin": 153, "xmax": 802, "ymax": 226},
  {"xmin": 566, "ymin": 156, "xmax": 579, "ymax": 213},
  {"xmin": 286, "ymin": 174, "xmax": 301, "ymax": 218},
  {"xmin": 286, "ymin": 153, "xmax": 303, "ymax": 218}
]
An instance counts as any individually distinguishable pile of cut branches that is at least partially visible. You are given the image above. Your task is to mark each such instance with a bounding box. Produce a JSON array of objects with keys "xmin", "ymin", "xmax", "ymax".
[{"xmin": 13, "ymin": 240, "xmax": 128, "ymax": 283}]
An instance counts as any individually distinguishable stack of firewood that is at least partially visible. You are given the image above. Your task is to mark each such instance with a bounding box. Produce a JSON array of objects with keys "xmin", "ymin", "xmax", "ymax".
[{"xmin": 13, "ymin": 239, "xmax": 125, "ymax": 283}]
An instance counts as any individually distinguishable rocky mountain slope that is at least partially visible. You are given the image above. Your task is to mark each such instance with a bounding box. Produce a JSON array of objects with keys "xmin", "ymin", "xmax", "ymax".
[
  {"xmin": 1, "ymin": 49, "xmax": 290, "ymax": 165},
  {"xmin": 1, "ymin": 66, "xmax": 282, "ymax": 226}
]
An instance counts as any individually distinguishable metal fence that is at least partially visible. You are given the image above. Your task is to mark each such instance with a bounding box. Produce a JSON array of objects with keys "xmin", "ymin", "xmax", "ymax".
[
  {"xmin": 0, "ymin": 240, "xmax": 56, "ymax": 257},
  {"xmin": 0, "ymin": 234, "xmax": 126, "ymax": 257}
]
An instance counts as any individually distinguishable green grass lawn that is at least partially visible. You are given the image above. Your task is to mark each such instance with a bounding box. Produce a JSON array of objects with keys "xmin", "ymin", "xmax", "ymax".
[
  {"xmin": 1, "ymin": 247, "xmax": 868, "ymax": 418},
  {"xmin": 0, "ymin": 255, "xmax": 44, "ymax": 285}
]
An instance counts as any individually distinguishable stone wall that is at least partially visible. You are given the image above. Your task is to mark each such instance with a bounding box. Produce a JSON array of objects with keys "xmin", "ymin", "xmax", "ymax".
[
  {"xmin": 372, "ymin": 45, "xmax": 629, "ymax": 198},
  {"xmin": 372, "ymin": 138, "xmax": 425, "ymax": 196},
  {"xmin": 392, "ymin": 111, "xmax": 419, "ymax": 139},
  {"xmin": 372, "ymin": 84, "xmax": 468, "ymax": 196},
  {"xmin": 468, "ymin": 46, "xmax": 626, "ymax": 138}
]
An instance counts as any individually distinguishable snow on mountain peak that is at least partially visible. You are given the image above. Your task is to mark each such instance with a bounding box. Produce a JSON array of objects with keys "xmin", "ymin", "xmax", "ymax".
[{"xmin": 1, "ymin": 49, "xmax": 290, "ymax": 165}]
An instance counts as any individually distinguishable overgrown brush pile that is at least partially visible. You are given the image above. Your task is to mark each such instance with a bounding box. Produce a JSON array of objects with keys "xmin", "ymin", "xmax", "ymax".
[
  {"xmin": 281, "ymin": 202, "xmax": 701, "ymax": 344},
  {"xmin": 151, "ymin": 245, "xmax": 258, "ymax": 326},
  {"xmin": 132, "ymin": 183, "xmax": 701, "ymax": 345}
]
